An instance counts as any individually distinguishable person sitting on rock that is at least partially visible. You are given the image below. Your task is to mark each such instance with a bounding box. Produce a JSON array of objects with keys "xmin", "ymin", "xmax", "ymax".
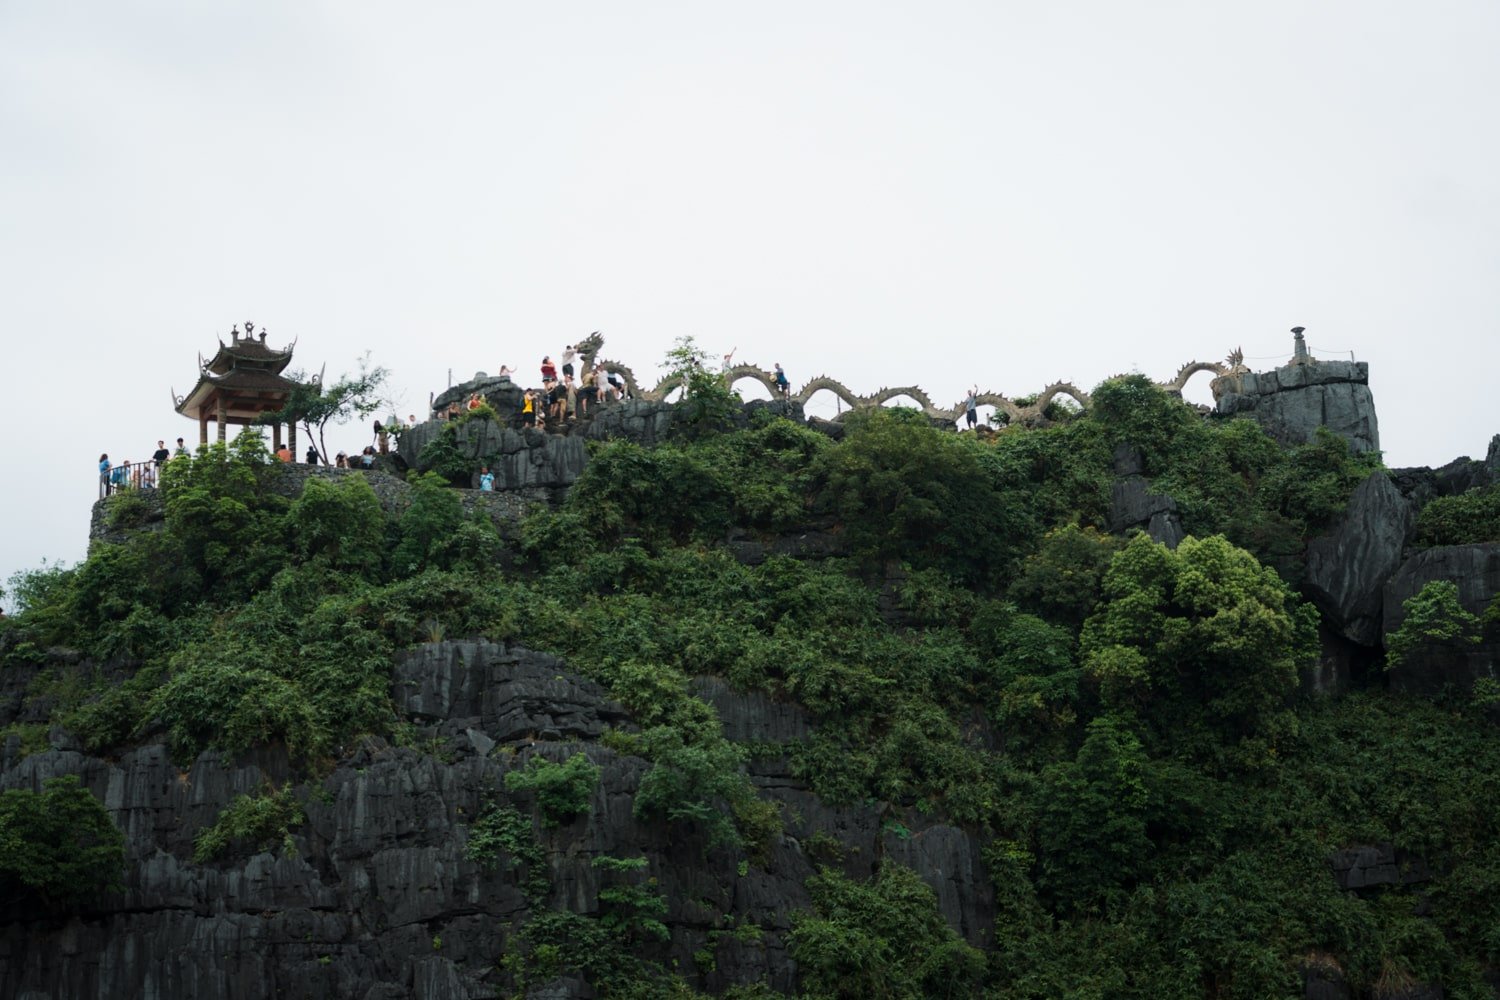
[{"xmin": 467, "ymin": 392, "xmax": 483, "ymax": 411}]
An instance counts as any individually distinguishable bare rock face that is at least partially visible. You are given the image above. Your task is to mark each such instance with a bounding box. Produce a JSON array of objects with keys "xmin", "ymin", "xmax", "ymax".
[
  {"xmin": 0, "ymin": 642, "xmax": 996, "ymax": 999},
  {"xmin": 1214, "ymin": 360, "xmax": 1379, "ymax": 454},
  {"xmin": 1304, "ymin": 472, "xmax": 1414, "ymax": 646},
  {"xmin": 1382, "ymin": 542, "xmax": 1500, "ymax": 695}
]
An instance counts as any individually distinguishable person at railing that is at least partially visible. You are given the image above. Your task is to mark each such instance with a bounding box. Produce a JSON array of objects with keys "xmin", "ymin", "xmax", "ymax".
[
  {"xmin": 140, "ymin": 463, "xmax": 157, "ymax": 489},
  {"xmin": 99, "ymin": 454, "xmax": 112, "ymax": 496},
  {"xmin": 152, "ymin": 440, "xmax": 170, "ymax": 470},
  {"xmin": 110, "ymin": 461, "xmax": 130, "ymax": 493}
]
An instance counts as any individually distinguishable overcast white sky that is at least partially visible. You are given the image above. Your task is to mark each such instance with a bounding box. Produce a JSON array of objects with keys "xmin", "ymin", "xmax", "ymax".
[{"xmin": 3, "ymin": 1, "xmax": 1498, "ymax": 604}]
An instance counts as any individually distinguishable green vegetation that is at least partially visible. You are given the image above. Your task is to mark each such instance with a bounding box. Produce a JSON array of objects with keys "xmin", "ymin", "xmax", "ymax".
[
  {"xmin": 4, "ymin": 374, "xmax": 1497, "ymax": 996},
  {"xmin": 260, "ymin": 351, "xmax": 392, "ymax": 465},
  {"xmin": 1414, "ymin": 483, "xmax": 1500, "ymax": 547},
  {"xmin": 1385, "ymin": 580, "xmax": 1482, "ymax": 671},
  {"xmin": 0, "ymin": 775, "xmax": 124, "ymax": 909},
  {"xmin": 788, "ymin": 863, "xmax": 985, "ymax": 999},
  {"xmin": 503, "ymin": 752, "xmax": 601, "ymax": 826},
  {"xmin": 193, "ymin": 785, "xmax": 305, "ymax": 863}
]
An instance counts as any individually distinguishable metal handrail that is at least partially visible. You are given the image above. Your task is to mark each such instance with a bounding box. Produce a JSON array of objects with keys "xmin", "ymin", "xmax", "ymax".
[{"xmin": 98, "ymin": 460, "xmax": 162, "ymax": 498}]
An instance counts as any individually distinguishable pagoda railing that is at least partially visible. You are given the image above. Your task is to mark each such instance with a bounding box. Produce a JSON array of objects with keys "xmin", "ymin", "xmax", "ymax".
[{"xmin": 99, "ymin": 461, "xmax": 162, "ymax": 498}]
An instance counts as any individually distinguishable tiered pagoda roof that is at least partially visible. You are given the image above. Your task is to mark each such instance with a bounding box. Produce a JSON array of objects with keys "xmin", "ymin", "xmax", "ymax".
[{"xmin": 174, "ymin": 322, "xmax": 302, "ymax": 425}]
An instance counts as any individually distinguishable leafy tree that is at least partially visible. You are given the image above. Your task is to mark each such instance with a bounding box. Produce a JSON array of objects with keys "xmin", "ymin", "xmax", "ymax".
[
  {"xmin": 261, "ymin": 352, "xmax": 392, "ymax": 464},
  {"xmin": 504, "ymin": 753, "xmax": 601, "ymax": 826},
  {"xmin": 193, "ymin": 785, "xmax": 304, "ymax": 862},
  {"xmin": 0, "ymin": 776, "xmax": 124, "ymax": 909},
  {"xmin": 285, "ymin": 475, "xmax": 386, "ymax": 578},
  {"xmin": 1035, "ymin": 714, "xmax": 1152, "ymax": 912},
  {"xmin": 1414, "ymin": 484, "xmax": 1500, "ymax": 547},
  {"xmin": 1385, "ymin": 580, "xmax": 1482, "ymax": 671},
  {"xmin": 1087, "ymin": 374, "xmax": 1196, "ymax": 475},
  {"xmin": 663, "ymin": 334, "xmax": 741, "ymax": 438},
  {"xmin": 1008, "ymin": 523, "xmax": 1124, "ymax": 627},
  {"xmin": 1081, "ymin": 533, "xmax": 1318, "ymax": 758},
  {"xmin": 816, "ymin": 407, "xmax": 1011, "ymax": 586},
  {"xmin": 160, "ymin": 434, "xmax": 290, "ymax": 597},
  {"xmin": 788, "ymin": 863, "xmax": 985, "ymax": 999}
]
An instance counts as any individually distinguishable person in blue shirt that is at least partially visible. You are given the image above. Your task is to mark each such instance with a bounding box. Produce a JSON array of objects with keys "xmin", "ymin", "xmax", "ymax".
[
  {"xmin": 479, "ymin": 467, "xmax": 495, "ymax": 491},
  {"xmin": 99, "ymin": 454, "xmax": 112, "ymax": 495}
]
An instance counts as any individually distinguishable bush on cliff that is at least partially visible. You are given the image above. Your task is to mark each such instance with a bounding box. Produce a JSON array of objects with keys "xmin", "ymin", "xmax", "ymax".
[{"xmin": 0, "ymin": 775, "xmax": 124, "ymax": 909}]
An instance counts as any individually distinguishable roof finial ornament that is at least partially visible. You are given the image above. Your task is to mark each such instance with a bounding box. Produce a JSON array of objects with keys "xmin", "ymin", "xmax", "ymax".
[
  {"xmin": 245, "ymin": 321, "xmax": 255, "ymax": 337},
  {"xmin": 230, "ymin": 324, "xmax": 240, "ymax": 342}
]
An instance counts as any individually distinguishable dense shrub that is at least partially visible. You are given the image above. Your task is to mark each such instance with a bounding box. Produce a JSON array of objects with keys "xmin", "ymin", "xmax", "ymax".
[
  {"xmin": 1414, "ymin": 484, "xmax": 1500, "ymax": 547},
  {"xmin": 504, "ymin": 753, "xmax": 601, "ymax": 826},
  {"xmin": 0, "ymin": 776, "xmax": 124, "ymax": 909}
]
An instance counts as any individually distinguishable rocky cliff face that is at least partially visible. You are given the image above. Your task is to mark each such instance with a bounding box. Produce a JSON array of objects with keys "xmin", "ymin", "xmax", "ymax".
[
  {"xmin": 0, "ymin": 642, "xmax": 991, "ymax": 999},
  {"xmin": 1214, "ymin": 359, "xmax": 1380, "ymax": 454}
]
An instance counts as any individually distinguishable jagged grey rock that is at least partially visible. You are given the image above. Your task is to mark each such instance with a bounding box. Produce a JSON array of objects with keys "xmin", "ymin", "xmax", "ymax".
[
  {"xmin": 1304, "ymin": 472, "xmax": 1413, "ymax": 646},
  {"xmin": 1109, "ymin": 477, "xmax": 1184, "ymax": 548},
  {"xmin": 1213, "ymin": 359, "xmax": 1379, "ymax": 454},
  {"xmin": 0, "ymin": 642, "xmax": 995, "ymax": 999}
]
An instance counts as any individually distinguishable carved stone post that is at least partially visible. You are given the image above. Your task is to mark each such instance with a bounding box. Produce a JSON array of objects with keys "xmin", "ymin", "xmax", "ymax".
[{"xmin": 217, "ymin": 397, "xmax": 227, "ymax": 442}]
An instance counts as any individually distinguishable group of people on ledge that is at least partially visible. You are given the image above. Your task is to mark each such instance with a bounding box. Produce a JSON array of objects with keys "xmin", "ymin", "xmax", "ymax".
[
  {"xmin": 434, "ymin": 345, "xmax": 630, "ymax": 431},
  {"xmin": 98, "ymin": 438, "xmax": 188, "ymax": 496}
]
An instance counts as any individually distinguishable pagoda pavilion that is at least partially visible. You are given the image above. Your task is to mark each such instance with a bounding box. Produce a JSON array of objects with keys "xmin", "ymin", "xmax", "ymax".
[{"xmin": 174, "ymin": 322, "xmax": 305, "ymax": 449}]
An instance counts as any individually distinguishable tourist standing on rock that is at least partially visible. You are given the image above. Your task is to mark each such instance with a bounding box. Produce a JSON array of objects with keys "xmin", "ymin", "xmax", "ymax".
[
  {"xmin": 467, "ymin": 392, "xmax": 483, "ymax": 411},
  {"xmin": 774, "ymin": 363, "xmax": 790, "ymax": 398},
  {"xmin": 606, "ymin": 369, "xmax": 625, "ymax": 401},
  {"xmin": 479, "ymin": 466, "xmax": 495, "ymax": 491},
  {"xmin": 561, "ymin": 344, "xmax": 577, "ymax": 379},
  {"xmin": 152, "ymin": 440, "xmax": 170, "ymax": 469},
  {"xmin": 305, "ymin": 446, "xmax": 320, "ymax": 465},
  {"xmin": 579, "ymin": 368, "xmax": 598, "ymax": 417},
  {"xmin": 548, "ymin": 379, "xmax": 567, "ymax": 425},
  {"xmin": 965, "ymin": 386, "xmax": 978, "ymax": 429},
  {"xmin": 722, "ymin": 347, "xmax": 737, "ymax": 372},
  {"xmin": 99, "ymin": 454, "xmax": 112, "ymax": 495},
  {"xmin": 564, "ymin": 374, "xmax": 578, "ymax": 423},
  {"xmin": 541, "ymin": 356, "xmax": 557, "ymax": 382}
]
